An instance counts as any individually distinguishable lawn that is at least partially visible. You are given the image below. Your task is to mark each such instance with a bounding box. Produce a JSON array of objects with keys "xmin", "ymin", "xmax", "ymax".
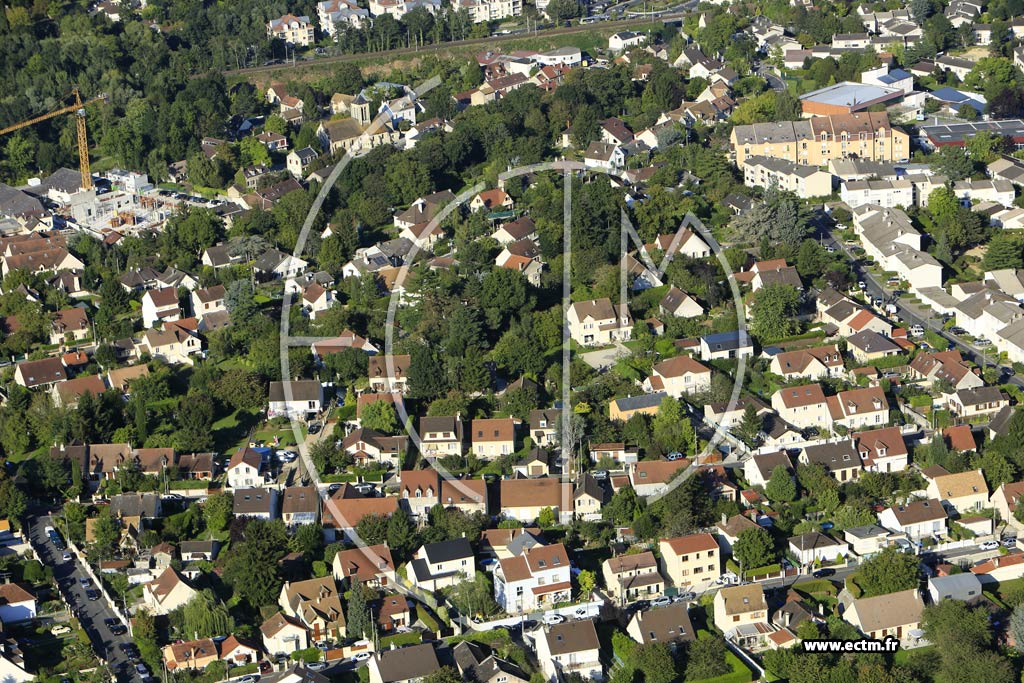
[{"xmin": 212, "ymin": 408, "xmax": 262, "ymax": 453}]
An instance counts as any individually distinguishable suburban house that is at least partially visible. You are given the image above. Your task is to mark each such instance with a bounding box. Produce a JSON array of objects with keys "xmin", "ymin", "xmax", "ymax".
[
  {"xmin": 877, "ymin": 499, "xmax": 948, "ymax": 540},
  {"xmin": 799, "ymin": 441, "xmax": 863, "ymax": 483},
  {"xmin": 418, "ymin": 416, "xmax": 464, "ymax": 457},
  {"xmin": 768, "ymin": 345, "xmax": 844, "ymax": 380},
  {"xmin": 267, "ymin": 380, "xmax": 324, "ymax": 420},
  {"xmin": 368, "ymin": 355, "xmax": 411, "ymax": 393},
  {"xmin": 630, "ymin": 460, "xmax": 689, "ymax": 497},
  {"xmin": 260, "ymin": 612, "xmax": 309, "ymax": 656},
  {"xmin": 0, "ymin": 584, "xmax": 35, "ymax": 623},
  {"xmin": 233, "ymin": 488, "xmax": 279, "ymax": 520},
  {"xmin": 991, "ymin": 481, "xmax": 1024, "ymax": 526},
  {"xmin": 281, "ymin": 486, "xmax": 320, "ymax": 527},
  {"xmin": 713, "ymin": 584, "xmax": 768, "ymax": 638},
  {"xmin": 340, "ymin": 428, "xmax": 407, "ymax": 468},
  {"xmin": 14, "ymin": 357, "xmax": 67, "ymax": 388},
  {"xmin": 278, "ymin": 576, "xmax": 346, "ymax": 643},
  {"xmin": 368, "ymin": 643, "xmax": 441, "ymax": 683},
  {"xmin": 625, "ymin": 603, "xmax": 695, "ymax": 649},
  {"xmin": 408, "ymin": 538, "xmax": 475, "ymax": 591},
  {"xmin": 700, "ymin": 330, "xmax": 753, "ymax": 361},
  {"xmin": 535, "ymin": 621, "xmax": 602, "ymax": 683},
  {"xmin": 659, "ymin": 533, "xmax": 721, "ymax": 589},
  {"xmin": 567, "ymin": 298, "xmax": 633, "ymax": 347},
  {"xmin": 499, "ymin": 478, "xmax": 574, "ymax": 525},
  {"xmin": 601, "ymin": 551, "xmax": 665, "ymax": 602},
  {"xmin": 771, "ymin": 384, "xmax": 831, "ymax": 430},
  {"xmin": 142, "ymin": 567, "xmax": 198, "ymax": 615},
  {"xmin": 947, "ymin": 386, "xmax": 1008, "ymax": 423},
  {"xmin": 928, "ymin": 573, "xmax": 983, "ymax": 603},
  {"xmin": 332, "ymin": 544, "xmax": 397, "ymax": 588},
  {"xmin": 744, "ymin": 451, "xmax": 793, "ymax": 488},
  {"xmin": 471, "ymin": 418, "xmax": 519, "ymax": 459},
  {"xmin": 659, "ymin": 286, "xmax": 704, "ymax": 318},
  {"xmin": 162, "ymin": 638, "xmax": 219, "ymax": 672},
  {"xmin": 788, "ymin": 532, "xmax": 850, "ymax": 565},
  {"xmin": 141, "ymin": 287, "xmax": 180, "ymax": 328},
  {"xmin": 926, "ymin": 469, "xmax": 989, "ymax": 514},
  {"xmin": 226, "ymin": 448, "xmax": 263, "ymax": 489},
  {"xmin": 853, "ymin": 426, "xmax": 909, "ymax": 473},
  {"xmin": 529, "ymin": 409, "xmax": 561, "ymax": 448},
  {"xmin": 842, "ymin": 589, "xmax": 923, "ymax": 646},
  {"xmin": 49, "ymin": 307, "xmax": 89, "ymax": 345},
  {"xmin": 494, "ymin": 542, "xmax": 572, "ymax": 614},
  {"xmin": 644, "ymin": 355, "xmax": 712, "ymax": 398}
]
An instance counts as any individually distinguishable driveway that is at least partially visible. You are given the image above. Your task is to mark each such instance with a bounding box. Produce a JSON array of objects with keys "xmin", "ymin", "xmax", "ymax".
[
  {"xmin": 27, "ymin": 512, "xmax": 138, "ymax": 683},
  {"xmin": 579, "ymin": 343, "xmax": 630, "ymax": 370}
]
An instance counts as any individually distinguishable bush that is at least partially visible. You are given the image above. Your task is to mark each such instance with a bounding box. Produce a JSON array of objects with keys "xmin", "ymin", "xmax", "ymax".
[
  {"xmin": 290, "ymin": 647, "xmax": 322, "ymax": 663},
  {"xmin": 380, "ymin": 632, "xmax": 422, "ymax": 648}
]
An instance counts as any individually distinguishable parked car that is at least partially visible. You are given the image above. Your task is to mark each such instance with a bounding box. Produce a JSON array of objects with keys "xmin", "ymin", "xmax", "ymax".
[
  {"xmin": 308, "ymin": 422, "xmax": 322, "ymax": 435},
  {"xmin": 812, "ymin": 568, "xmax": 835, "ymax": 578},
  {"xmin": 651, "ymin": 596, "xmax": 671, "ymax": 608},
  {"xmin": 61, "ymin": 551, "xmax": 72, "ymax": 562},
  {"xmin": 630, "ymin": 599, "xmax": 650, "ymax": 612},
  {"xmin": 351, "ymin": 652, "xmax": 372, "ymax": 663},
  {"xmin": 51, "ymin": 625, "xmax": 71, "ymax": 636},
  {"xmin": 674, "ymin": 592, "xmax": 696, "ymax": 602},
  {"xmin": 666, "ymin": 452, "xmax": 684, "ymax": 461},
  {"xmin": 86, "ymin": 589, "xmax": 101, "ymax": 601},
  {"xmin": 78, "ymin": 577, "xmax": 91, "ymax": 587},
  {"xmin": 1003, "ymin": 538, "xmax": 1018, "ymax": 548},
  {"xmin": 237, "ymin": 676, "xmax": 260, "ymax": 683},
  {"xmin": 909, "ymin": 325, "xmax": 924, "ymax": 337},
  {"xmin": 591, "ymin": 470, "xmax": 609, "ymax": 480},
  {"xmin": 976, "ymin": 338, "xmax": 992, "ymax": 347},
  {"xmin": 135, "ymin": 664, "xmax": 150, "ymax": 676},
  {"xmin": 542, "ymin": 613, "xmax": 566, "ymax": 625},
  {"xmin": 307, "ymin": 662, "xmax": 328, "ymax": 672},
  {"xmin": 574, "ymin": 606, "xmax": 589, "ymax": 618},
  {"xmin": 980, "ymin": 540, "xmax": 1000, "ymax": 551}
]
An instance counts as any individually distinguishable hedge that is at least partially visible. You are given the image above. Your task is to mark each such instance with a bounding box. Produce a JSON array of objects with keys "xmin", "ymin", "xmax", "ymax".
[
  {"xmin": 417, "ymin": 606, "xmax": 441, "ymax": 633},
  {"xmin": 290, "ymin": 647, "xmax": 322, "ymax": 663},
  {"xmin": 380, "ymin": 632, "xmax": 422, "ymax": 648},
  {"xmin": 792, "ymin": 579, "xmax": 838, "ymax": 597}
]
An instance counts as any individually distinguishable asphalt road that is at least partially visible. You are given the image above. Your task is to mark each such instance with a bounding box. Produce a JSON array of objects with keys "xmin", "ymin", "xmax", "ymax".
[
  {"xmin": 27, "ymin": 511, "xmax": 139, "ymax": 683},
  {"xmin": 821, "ymin": 224, "xmax": 1024, "ymax": 390}
]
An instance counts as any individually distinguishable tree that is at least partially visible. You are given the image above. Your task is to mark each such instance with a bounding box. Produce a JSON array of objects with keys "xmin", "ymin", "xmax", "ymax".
[
  {"xmin": 733, "ymin": 527, "xmax": 775, "ymax": 571},
  {"xmin": 732, "ymin": 187, "xmax": 808, "ymax": 244},
  {"xmin": 577, "ymin": 569, "xmax": 596, "ymax": 598},
  {"xmin": 735, "ymin": 404, "xmax": 763, "ymax": 448},
  {"xmin": 765, "ymin": 465, "xmax": 796, "ymax": 503},
  {"xmin": 355, "ymin": 514, "xmax": 390, "ymax": 545},
  {"xmin": 750, "ymin": 285, "xmax": 801, "ymax": 342},
  {"xmin": 181, "ymin": 589, "xmax": 234, "ymax": 638},
  {"xmin": 202, "ymin": 493, "xmax": 233, "ymax": 533},
  {"xmin": 346, "ymin": 578, "xmax": 376, "ymax": 640},
  {"xmin": 856, "ymin": 546, "xmax": 919, "ymax": 597},
  {"xmin": 631, "ymin": 642, "xmax": 677, "ymax": 683},
  {"xmin": 538, "ymin": 506, "xmax": 556, "ymax": 527},
  {"xmin": 922, "ymin": 599, "xmax": 992, "ymax": 651},
  {"xmin": 930, "ymin": 146, "xmax": 974, "ymax": 181},
  {"xmin": 652, "ymin": 396, "xmax": 690, "ymax": 455},
  {"xmin": 361, "ymin": 400, "xmax": 398, "ymax": 434},
  {"xmin": 982, "ymin": 233, "xmax": 1024, "ymax": 271},
  {"xmin": 603, "ymin": 487, "xmax": 639, "ymax": 525},
  {"xmin": 386, "ymin": 509, "xmax": 416, "ymax": 561},
  {"xmin": 684, "ymin": 637, "xmax": 731, "ymax": 680},
  {"xmin": 223, "ymin": 519, "xmax": 287, "ymax": 607},
  {"xmin": 424, "ymin": 667, "xmax": 462, "ymax": 683},
  {"xmin": 1011, "ymin": 603, "xmax": 1024, "ymax": 652},
  {"xmin": 91, "ymin": 508, "xmax": 121, "ymax": 558}
]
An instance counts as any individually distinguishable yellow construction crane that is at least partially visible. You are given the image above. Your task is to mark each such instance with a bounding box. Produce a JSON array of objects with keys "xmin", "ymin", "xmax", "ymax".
[{"xmin": 0, "ymin": 88, "xmax": 107, "ymax": 191}]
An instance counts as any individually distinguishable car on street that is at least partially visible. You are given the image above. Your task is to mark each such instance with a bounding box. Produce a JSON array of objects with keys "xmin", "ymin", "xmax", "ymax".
[
  {"xmin": 812, "ymin": 568, "xmax": 835, "ymax": 578},
  {"xmin": 980, "ymin": 540, "xmax": 1001, "ymax": 550},
  {"xmin": 351, "ymin": 652, "xmax": 372, "ymax": 663},
  {"xmin": 909, "ymin": 325, "xmax": 924, "ymax": 337},
  {"xmin": 327, "ymin": 483, "xmax": 342, "ymax": 494},
  {"xmin": 858, "ymin": 281, "xmax": 866, "ymax": 290},
  {"xmin": 86, "ymin": 589, "xmax": 101, "ymax": 601},
  {"xmin": 238, "ymin": 676, "xmax": 260, "ymax": 683},
  {"xmin": 79, "ymin": 577, "xmax": 91, "ymax": 587},
  {"xmin": 674, "ymin": 592, "xmax": 696, "ymax": 602},
  {"xmin": 651, "ymin": 596, "xmax": 671, "ymax": 607},
  {"xmin": 307, "ymin": 662, "xmax": 328, "ymax": 672},
  {"xmin": 62, "ymin": 551, "xmax": 72, "ymax": 562},
  {"xmin": 542, "ymin": 613, "xmax": 566, "ymax": 625}
]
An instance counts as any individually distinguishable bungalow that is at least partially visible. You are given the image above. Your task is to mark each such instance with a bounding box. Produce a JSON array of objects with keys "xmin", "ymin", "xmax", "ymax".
[
  {"xmin": 0, "ymin": 584, "xmax": 35, "ymax": 624},
  {"xmin": 368, "ymin": 643, "xmax": 441, "ymax": 683},
  {"xmin": 341, "ymin": 429, "xmax": 407, "ymax": 468},
  {"xmin": 843, "ymin": 589, "xmax": 923, "ymax": 646},
  {"xmin": 844, "ymin": 524, "xmax": 901, "ymax": 558},
  {"xmin": 609, "ymin": 393, "xmax": 666, "ymax": 422},
  {"xmin": 971, "ymin": 553, "xmax": 1024, "ymax": 583},
  {"xmin": 700, "ymin": 330, "xmax": 753, "ymax": 361},
  {"xmin": 589, "ymin": 442, "xmax": 639, "ymax": 467},
  {"xmin": 469, "ymin": 189, "xmax": 513, "ymax": 213},
  {"xmin": 659, "ymin": 286, "xmax": 704, "ymax": 318},
  {"xmin": 948, "ymin": 386, "xmax": 1008, "ymax": 423}
]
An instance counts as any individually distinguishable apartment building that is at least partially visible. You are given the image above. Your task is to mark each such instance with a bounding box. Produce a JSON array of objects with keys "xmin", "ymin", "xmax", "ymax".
[{"xmin": 267, "ymin": 14, "xmax": 315, "ymax": 46}]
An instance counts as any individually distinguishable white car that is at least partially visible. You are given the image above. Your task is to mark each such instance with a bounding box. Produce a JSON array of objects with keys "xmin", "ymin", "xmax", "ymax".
[
  {"xmin": 980, "ymin": 540, "xmax": 1000, "ymax": 551},
  {"xmin": 51, "ymin": 625, "xmax": 72, "ymax": 636},
  {"xmin": 351, "ymin": 652, "xmax": 372, "ymax": 663},
  {"xmin": 542, "ymin": 613, "xmax": 566, "ymax": 625}
]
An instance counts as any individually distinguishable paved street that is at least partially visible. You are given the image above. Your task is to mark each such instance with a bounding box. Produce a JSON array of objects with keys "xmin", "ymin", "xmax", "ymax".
[
  {"xmin": 27, "ymin": 510, "xmax": 138, "ymax": 683},
  {"xmin": 822, "ymin": 223, "xmax": 1024, "ymax": 391}
]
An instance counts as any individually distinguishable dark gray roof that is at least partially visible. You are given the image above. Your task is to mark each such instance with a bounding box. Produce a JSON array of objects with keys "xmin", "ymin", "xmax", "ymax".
[
  {"xmin": 956, "ymin": 386, "xmax": 1004, "ymax": 406},
  {"xmin": 110, "ymin": 493, "xmax": 161, "ymax": 518},
  {"xmin": 233, "ymin": 488, "xmax": 277, "ymax": 515},
  {"xmin": 611, "ymin": 392, "xmax": 667, "ymax": 412},
  {"xmin": 373, "ymin": 643, "xmax": 441, "ymax": 683},
  {"xmin": 269, "ymin": 380, "xmax": 323, "ymax": 402},
  {"xmin": 802, "ymin": 440, "xmax": 860, "ymax": 471},
  {"xmin": 36, "ymin": 167, "xmax": 83, "ymax": 195},
  {"xmin": 846, "ymin": 330, "xmax": 900, "ymax": 354},
  {"xmin": 701, "ymin": 330, "xmax": 752, "ymax": 351},
  {"xmin": 422, "ymin": 538, "xmax": 473, "ymax": 564},
  {"xmin": 0, "ymin": 184, "xmax": 45, "ymax": 219},
  {"xmin": 260, "ymin": 666, "xmax": 330, "ymax": 683}
]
